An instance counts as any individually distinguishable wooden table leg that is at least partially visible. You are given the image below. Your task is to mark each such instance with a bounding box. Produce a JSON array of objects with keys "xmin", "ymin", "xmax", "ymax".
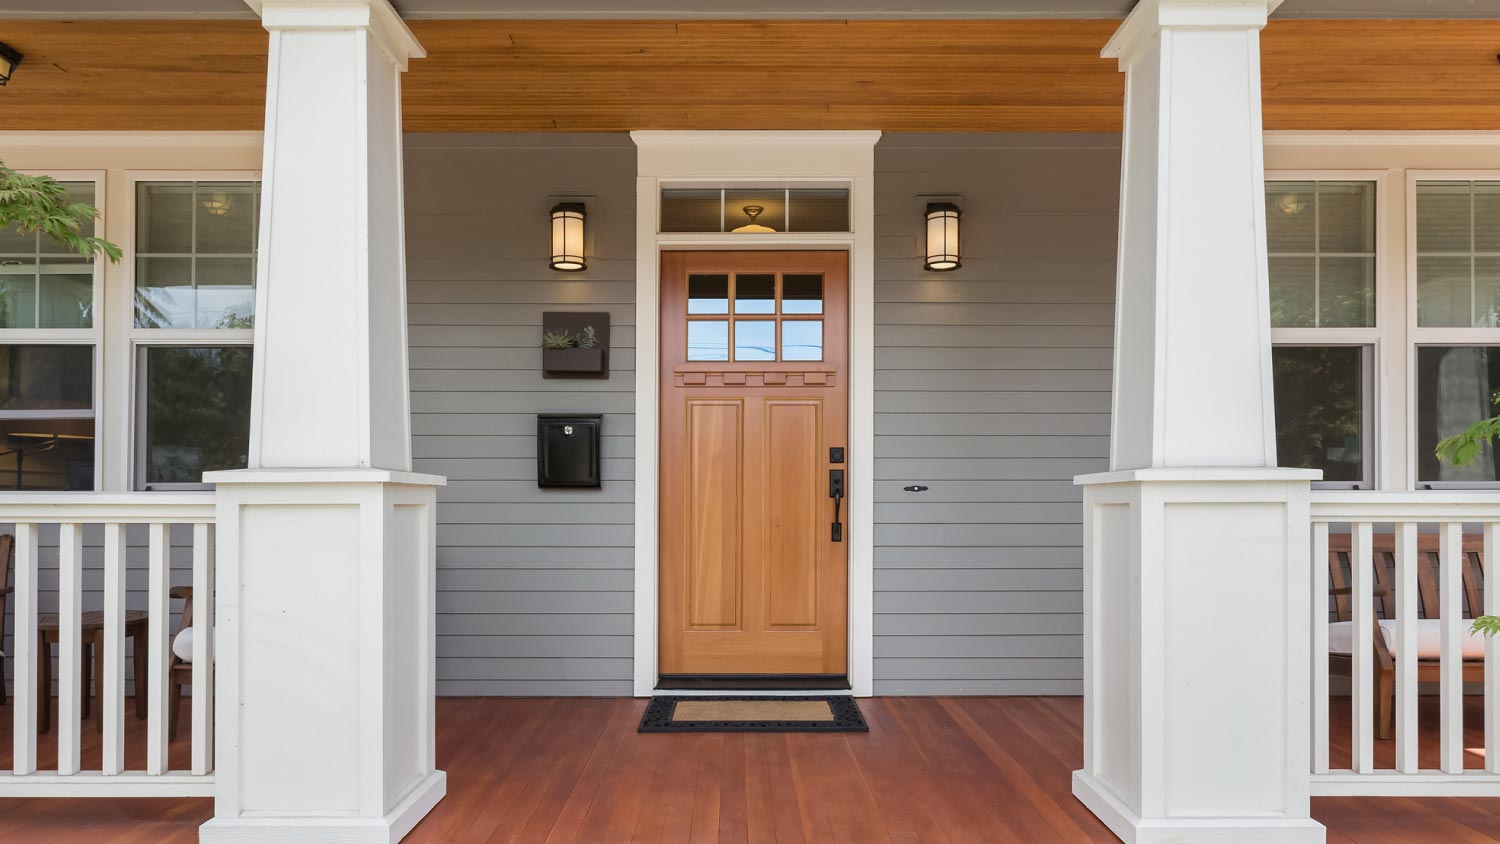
[
  {"xmin": 38, "ymin": 637, "xmax": 51, "ymax": 734},
  {"xmin": 131, "ymin": 624, "xmax": 148, "ymax": 720}
]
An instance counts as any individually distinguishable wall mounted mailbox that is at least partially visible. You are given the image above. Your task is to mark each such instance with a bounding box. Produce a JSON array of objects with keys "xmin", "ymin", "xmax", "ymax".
[{"xmin": 537, "ymin": 414, "xmax": 602, "ymax": 488}]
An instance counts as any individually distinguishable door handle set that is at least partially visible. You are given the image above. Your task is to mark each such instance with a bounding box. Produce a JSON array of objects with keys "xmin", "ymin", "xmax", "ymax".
[{"xmin": 829, "ymin": 468, "xmax": 845, "ymax": 542}]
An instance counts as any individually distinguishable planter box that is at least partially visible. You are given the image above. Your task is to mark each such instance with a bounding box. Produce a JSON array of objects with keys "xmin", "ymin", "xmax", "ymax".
[{"xmin": 543, "ymin": 346, "xmax": 606, "ymax": 374}]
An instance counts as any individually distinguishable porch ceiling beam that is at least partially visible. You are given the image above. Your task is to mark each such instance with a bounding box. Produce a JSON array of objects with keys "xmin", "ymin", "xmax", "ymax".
[{"xmin": 1, "ymin": 18, "xmax": 1499, "ymax": 132}]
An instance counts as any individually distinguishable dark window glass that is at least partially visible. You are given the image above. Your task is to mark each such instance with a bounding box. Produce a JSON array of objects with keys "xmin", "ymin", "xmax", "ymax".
[
  {"xmin": 1272, "ymin": 346, "xmax": 1366, "ymax": 485},
  {"xmin": 659, "ymin": 190, "xmax": 722, "ymax": 233},
  {"xmin": 0, "ymin": 345, "xmax": 92, "ymax": 411},
  {"xmin": 0, "ymin": 344, "xmax": 95, "ymax": 491},
  {"xmin": 1417, "ymin": 346, "xmax": 1500, "ymax": 484},
  {"xmin": 144, "ymin": 346, "xmax": 252, "ymax": 486},
  {"xmin": 782, "ymin": 274, "xmax": 823, "ymax": 314},
  {"xmin": 787, "ymin": 189, "xmax": 850, "ymax": 232}
]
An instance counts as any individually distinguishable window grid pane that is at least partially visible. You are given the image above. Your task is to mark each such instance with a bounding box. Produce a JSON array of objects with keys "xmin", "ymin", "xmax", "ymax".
[
  {"xmin": 1272, "ymin": 345, "xmax": 1368, "ymax": 486},
  {"xmin": 1416, "ymin": 181, "xmax": 1500, "ymax": 328},
  {"xmin": 1266, "ymin": 180, "xmax": 1376, "ymax": 328},
  {"xmin": 135, "ymin": 180, "xmax": 260, "ymax": 329},
  {"xmin": 0, "ymin": 182, "xmax": 96, "ymax": 329}
]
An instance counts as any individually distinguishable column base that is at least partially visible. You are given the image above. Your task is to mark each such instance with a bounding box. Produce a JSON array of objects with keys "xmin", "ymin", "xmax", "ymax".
[
  {"xmin": 200, "ymin": 770, "xmax": 446, "ymax": 844},
  {"xmin": 1074, "ymin": 771, "xmax": 1324, "ymax": 844}
]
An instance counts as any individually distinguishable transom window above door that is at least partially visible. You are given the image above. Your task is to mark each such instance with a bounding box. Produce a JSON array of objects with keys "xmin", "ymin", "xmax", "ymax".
[
  {"xmin": 685, "ymin": 272, "xmax": 824, "ymax": 362},
  {"xmin": 660, "ymin": 188, "xmax": 850, "ymax": 234}
]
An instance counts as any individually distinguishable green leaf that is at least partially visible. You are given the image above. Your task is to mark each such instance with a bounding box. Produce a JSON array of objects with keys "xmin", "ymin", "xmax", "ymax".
[
  {"xmin": 1472, "ymin": 616, "xmax": 1500, "ymax": 638},
  {"xmin": 0, "ymin": 159, "xmax": 123, "ymax": 263}
]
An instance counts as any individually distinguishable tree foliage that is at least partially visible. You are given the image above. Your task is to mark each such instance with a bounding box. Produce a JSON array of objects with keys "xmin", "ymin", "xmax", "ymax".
[
  {"xmin": 1434, "ymin": 391, "xmax": 1500, "ymax": 468},
  {"xmin": 0, "ymin": 160, "xmax": 122, "ymax": 262}
]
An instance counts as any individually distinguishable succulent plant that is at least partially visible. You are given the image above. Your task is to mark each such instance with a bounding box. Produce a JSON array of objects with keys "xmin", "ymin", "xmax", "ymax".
[
  {"xmin": 575, "ymin": 325, "xmax": 599, "ymax": 349},
  {"xmin": 541, "ymin": 328, "xmax": 575, "ymax": 350}
]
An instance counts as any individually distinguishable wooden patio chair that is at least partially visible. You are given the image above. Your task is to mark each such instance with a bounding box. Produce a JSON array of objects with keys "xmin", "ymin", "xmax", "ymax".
[
  {"xmin": 1326, "ymin": 533, "xmax": 1487, "ymax": 741},
  {"xmin": 168, "ymin": 585, "xmax": 195, "ymax": 741}
]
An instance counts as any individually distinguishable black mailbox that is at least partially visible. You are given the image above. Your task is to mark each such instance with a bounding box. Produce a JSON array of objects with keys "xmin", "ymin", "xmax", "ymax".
[{"xmin": 537, "ymin": 414, "xmax": 602, "ymax": 488}]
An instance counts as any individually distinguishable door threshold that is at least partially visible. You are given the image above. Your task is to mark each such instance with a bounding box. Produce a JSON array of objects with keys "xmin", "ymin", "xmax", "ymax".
[{"xmin": 656, "ymin": 674, "xmax": 850, "ymax": 692}]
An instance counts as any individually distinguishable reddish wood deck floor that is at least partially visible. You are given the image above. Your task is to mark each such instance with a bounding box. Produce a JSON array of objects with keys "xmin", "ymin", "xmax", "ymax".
[{"xmin": 0, "ymin": 695, "xmax": 1498, "ymax": 843}]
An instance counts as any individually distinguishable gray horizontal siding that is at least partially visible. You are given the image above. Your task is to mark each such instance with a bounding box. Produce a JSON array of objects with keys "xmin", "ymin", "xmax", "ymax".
[
  {"xmin": 405, "ymin": 133, "xmax": 636, "ymax": 697},
  {"xmin": 871, "ymin": 133, "xmax": 1119, "ymax": 696}
]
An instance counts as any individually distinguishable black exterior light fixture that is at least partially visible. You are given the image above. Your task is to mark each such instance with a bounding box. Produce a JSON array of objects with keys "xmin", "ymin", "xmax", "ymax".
[
  {"xmin": 0, "ymin": 42, "xmax": 22, "ymax": 87},
  {"xmin": 549, "ymin": 202, "xmax": 587, "ymax": 272},
  {"xmin": 924, "ymin": 202, "xmax": 961, "ymax": 272}
]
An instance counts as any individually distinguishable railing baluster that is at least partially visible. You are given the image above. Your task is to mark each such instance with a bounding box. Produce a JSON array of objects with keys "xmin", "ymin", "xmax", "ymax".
[
  {"xmin": 1439, "ymin": 521, "xmax": 1465, "ymax": 774},
  {"xmin": 1351, "ymin": 521, "xmax": 1374, "ymax": 774},
  {"xmin": 1311, "ymin": 521, "xmax": 1330, "ymax": 774},
  {"xmin": 1394, "ymin": 521, "xmax": 1419, "ymax": 774},
  {"xmin": 191, "ymin": 523, "xmax": 215, "ymax": 775},
  {"xmin": 1486, "ymin": 522, "xmax": 1500, "ymax": 776},
  {"xmin": 102, "ymin": 523, "xmax": 127, "ymax": 776},
  {"xmin": 146, "ymin": 523, "xmax": 171, "ymax": 775},
  {"xmin": 56, "ymin": 523, "xmax": 83, "ymax": 775},
  {"xmin": 11, "ymin": 523, "xmax": 38, "ymax": 775}
]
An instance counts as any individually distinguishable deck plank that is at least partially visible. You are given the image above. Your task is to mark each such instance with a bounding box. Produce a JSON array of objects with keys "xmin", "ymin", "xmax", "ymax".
[{"xmin": 2, "ymin": 696, "xmax": 1499, "ymax": 843}]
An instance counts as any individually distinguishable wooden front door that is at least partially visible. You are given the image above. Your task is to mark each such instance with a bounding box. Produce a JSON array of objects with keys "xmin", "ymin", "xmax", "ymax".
[{"xmin": 659, "ymin": 251, "xmax": 849, "ymax": 677}]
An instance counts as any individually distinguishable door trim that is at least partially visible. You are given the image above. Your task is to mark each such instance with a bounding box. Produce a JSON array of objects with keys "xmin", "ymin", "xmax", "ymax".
[{"xmin": 631, "ymin": 130, "xmax": 880, "ymax": 697}]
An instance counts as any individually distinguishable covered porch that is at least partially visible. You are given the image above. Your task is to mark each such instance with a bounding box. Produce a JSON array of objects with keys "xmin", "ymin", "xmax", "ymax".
[
  {"xmin": 2, "ymin": 0, "xmax": 1500, "ymax": 842},
  {"xmin": 0, "ymin": 696, "xmax": 1496, "ymax": 843}
]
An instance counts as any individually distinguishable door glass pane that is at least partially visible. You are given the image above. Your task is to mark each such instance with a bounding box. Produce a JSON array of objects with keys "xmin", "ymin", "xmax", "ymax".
[
  {"xmin": 1268, "ymin": 257, "xmax": 1315, "ymax": 328},
  {"xmin": 660, "ymin": 190, "xmax": 722, "ymax": 233},
  {"xmin": 781, "ymin": 320, "xmax": 823, "ymax": 361},
  {"xmin": 0, "ymin": 345, "xmax": 92, "ymax": 410},
  {"xmin": 788, "ymin": 189, "xmax": 850, "ymax": 232},
  {"xmin": 1272, "ymin": 346, "xmax": 1365, "ymax": 485},
  {"xmin": 733, "ymin": 320, "xmax": 776, "ymax": 361},
  {"xmin": 734, "ymin": 274, "xmax": 775, "ymax": 314},
  {"xmin": 782, "ymin": 274, "xmax": 823, "ymax": 314},
  {"xmin": 135, "ymin": 256, "xmax": 195, "ymax": 328},
  {"xmin": 687, "ymin": 274, "xmax": 729, "ymax": 314},
  {"xmin": 1318, "ymin": 257, "xmax": 1374, "ymax": 327},
  {"xmin": 687, "ymin": 320, "xmax": 728, "ymax": 361},
  {"xmin": 144, "ymin": 346, "xmax": 252, "ymax": 486},
  {"xmin": 725, "ymin": 190, "xmax": 786, "ymax": 233},
  {"xmin": 1417, "ymin": 346, "xmax": 1500, "ymax": 484}
]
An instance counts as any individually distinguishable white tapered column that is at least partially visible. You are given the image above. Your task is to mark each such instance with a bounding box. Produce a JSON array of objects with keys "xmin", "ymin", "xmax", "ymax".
[
  {"xmin": 1072, "ymin": 2, "xmax": 1324, "ymax": 843},
  {"xmin": 201, "ymin": 2, "xmax": 444, "ymax": 842}
]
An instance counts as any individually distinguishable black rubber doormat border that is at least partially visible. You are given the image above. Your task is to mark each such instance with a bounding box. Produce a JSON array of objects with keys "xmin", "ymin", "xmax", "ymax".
[{"xmin": 638, "ymin": 695, "xmax": 868, "ymax": 733}]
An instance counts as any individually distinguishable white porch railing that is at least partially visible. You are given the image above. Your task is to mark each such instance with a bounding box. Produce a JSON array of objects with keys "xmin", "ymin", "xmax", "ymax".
[
  {"xmin": 1310, "ymin": 492, "xmax": 1500, "ymax": 796},
  {"xmin": 0, "ymin": 493, "xmax": 215, "ymax": 797}
]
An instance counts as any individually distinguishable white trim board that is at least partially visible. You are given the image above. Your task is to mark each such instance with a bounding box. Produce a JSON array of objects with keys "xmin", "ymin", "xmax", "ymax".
[{"xmin": 630, "ymin": 130, "xmax": 880, "ymax": 698}]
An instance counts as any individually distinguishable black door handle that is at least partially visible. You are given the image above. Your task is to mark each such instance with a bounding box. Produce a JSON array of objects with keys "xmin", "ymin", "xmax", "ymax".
[{"xmin": 829, "ymin": 469, "xmax": 845, "ymax": 542}]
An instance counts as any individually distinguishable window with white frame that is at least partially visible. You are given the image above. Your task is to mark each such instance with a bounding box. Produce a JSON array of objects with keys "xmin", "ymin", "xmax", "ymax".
[
  {"xmin": 1266, "ymin": 179, "xmax": 1378, "ymax": 489},
  {"xmin": 1413, "ymin": 179, "xmax": 1500, "ymax": 485},
  {"xmin": 0, "ymin": 179, "xmax": 101, "ymax": 491},
  {"xmin": 132, "ymin": 179, "xmax": 259, "ymax": 490}
]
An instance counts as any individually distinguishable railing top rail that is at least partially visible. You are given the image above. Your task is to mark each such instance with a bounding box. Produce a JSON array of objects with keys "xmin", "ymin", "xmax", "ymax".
[
  {"xmin": 1311, "ymin": 491, "xmax": 1500, "ymax": 523},
  {"xmin": 0, "ymin": 492, "xmax": 216, "ymax": 524}
]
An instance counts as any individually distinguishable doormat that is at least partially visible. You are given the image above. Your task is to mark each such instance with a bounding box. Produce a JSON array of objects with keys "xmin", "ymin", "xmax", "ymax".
[{"xmin": 638, "ymin": 695, "xmax": 868, "ymax": 733}]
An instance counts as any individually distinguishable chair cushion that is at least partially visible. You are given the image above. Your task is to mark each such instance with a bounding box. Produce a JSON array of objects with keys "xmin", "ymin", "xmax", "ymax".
[
  {"xmin": 172, "ymin": 626, "xmax": 193, "ymax": 663},
  {"xmin": 1328, "ymin": 618, "xmax": 1487, "ymax": 660}
]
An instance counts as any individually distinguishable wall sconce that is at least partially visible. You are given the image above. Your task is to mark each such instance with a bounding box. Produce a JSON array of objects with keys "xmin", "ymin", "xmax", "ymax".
[
  {"xmin": 924, "ymin": 202, "xmax": 961, "ymax": 272},
  {"xmin": 550, "ymin": 202, "xmax": 587, "ymax": 272},
  {"xmin": 0, "ymin": 43, "xmax": 22, "ymax": 87}
]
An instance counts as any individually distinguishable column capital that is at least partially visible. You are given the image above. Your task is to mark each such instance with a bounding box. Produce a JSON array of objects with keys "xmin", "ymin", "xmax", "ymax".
[
  {"xmin": 244, "ymin": 0, "xmax": 425, "ymax": 69},
  {"xmin": 1103, "ymin": 0, "xmax": 1281, "ymax": 67}
]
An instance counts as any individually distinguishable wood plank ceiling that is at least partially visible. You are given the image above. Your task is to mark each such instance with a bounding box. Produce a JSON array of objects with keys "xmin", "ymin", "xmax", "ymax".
[{"xmin": 1, "ymin": 19, "xmax": 1498, "ymax": 132}]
